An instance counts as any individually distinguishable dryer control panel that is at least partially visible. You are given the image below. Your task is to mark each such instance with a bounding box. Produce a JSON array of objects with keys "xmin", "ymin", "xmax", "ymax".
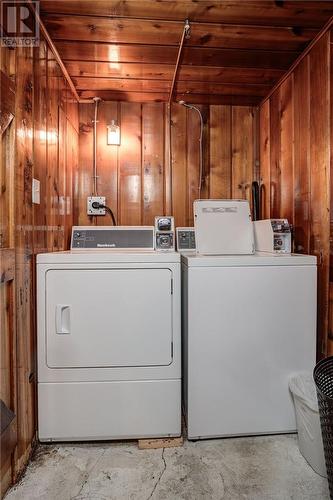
[
  {"xmin": 176, "ymin": 227, "xmax": 196, "ymax": 252},
  {"xmin": 154, "ymin": 216, "xmax": 175, "ymax": 251},
  {"xmin": 71, "ymin": 226, "xmax": 155, "ymax": 250}
]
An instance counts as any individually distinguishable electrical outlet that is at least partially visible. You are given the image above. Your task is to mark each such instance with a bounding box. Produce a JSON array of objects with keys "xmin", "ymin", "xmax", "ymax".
[{"xmin": 87, "ymin": 196, "xmax": 106, "ymax": 215}]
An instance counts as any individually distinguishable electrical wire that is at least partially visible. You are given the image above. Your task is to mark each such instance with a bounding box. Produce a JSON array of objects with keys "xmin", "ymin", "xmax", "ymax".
[
  {"xmin": 178, "ymin": 101, "xmax": 204, "ymax": 198},
  {"xmin": 91, "ymin": 97, "xmax": 117, "ymax": 226},
  {"xmin": 104, "ymin": 206, "xmax": 117, "ymax": 226},
  {"xmin": 91, "ymin": 202, "xmax": 117, "ymax": 226}
]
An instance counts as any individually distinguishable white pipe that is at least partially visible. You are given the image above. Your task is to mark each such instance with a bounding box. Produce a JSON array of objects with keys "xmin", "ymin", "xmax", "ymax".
[
  {"xmin": 92, "ymin": 97, "xmax": 101, "ymax": 195},
  {"xmin": 179, "ymin": 101, "xmax": 204, "ymax": 198}
]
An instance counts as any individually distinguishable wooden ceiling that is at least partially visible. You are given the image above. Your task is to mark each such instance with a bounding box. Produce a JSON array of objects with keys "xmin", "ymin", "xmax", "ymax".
[{"xmin": 39, "ymin": 1, "xmax": 333, "ymax": 105}]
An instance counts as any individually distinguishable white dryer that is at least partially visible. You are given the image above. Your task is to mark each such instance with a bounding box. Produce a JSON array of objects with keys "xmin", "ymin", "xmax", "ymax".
[{"xmin": 37, "ymin": 226, "xmax": 181, "ymax": 441}]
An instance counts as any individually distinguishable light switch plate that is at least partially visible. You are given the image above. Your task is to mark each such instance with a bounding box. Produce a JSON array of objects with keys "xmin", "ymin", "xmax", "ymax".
[
  {"xmin": 32, "ymin": 178, "xmax": 40, "ymax": 204},
  {"xmin": 87, "ymin": 196, "xmax": 106, "ymax": 215}
]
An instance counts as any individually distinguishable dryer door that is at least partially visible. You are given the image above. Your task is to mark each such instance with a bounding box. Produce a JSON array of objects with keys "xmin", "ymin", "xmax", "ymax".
[{"xmin": 45, "ymin": 268, "xmax": 173, "ymax": 368}]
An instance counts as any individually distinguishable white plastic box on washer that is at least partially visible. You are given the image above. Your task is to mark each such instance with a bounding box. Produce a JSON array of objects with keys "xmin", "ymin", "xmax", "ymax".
[{"xmin": 194, "ymin": 199, "xmax": 254, "ymax": 255}]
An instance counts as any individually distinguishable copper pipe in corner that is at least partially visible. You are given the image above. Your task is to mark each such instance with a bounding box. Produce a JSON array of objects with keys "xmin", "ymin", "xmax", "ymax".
[
  {"xmin": 168, "ymin": 19, "xmax": 190, "ymax": 106},
  {"xmin": 167, "ymin": 20, "xmax": 191, "ymax": 213}
]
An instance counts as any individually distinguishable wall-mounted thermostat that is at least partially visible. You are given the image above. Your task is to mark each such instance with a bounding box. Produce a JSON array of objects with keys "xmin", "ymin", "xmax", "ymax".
[{"xmin": 154, "ymin": 216, "xmax": 175, "ymax": 251}]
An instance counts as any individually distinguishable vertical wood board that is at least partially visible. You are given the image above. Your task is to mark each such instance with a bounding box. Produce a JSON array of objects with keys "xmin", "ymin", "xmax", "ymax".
[
  {"xmin": 142, "ymin": 103, "xmax": 165, "ymax": 225},
  {"xmin": 259, "ymin": 100, "xmax": 271, "ymax": 219},
  {"xmin": 209, "ymin": 105, "xmax": 232, "ymax": 200},
  {"xmin": 231, "ymin": 106, "xmax": 254, "ymax": 203},
  {"xmin": 293, "ymin": 56, "xmax": 311, "ymax": 254},
  {"xmin": 118, "ymin": 102, "xmax": 142, "ymax": 225}
]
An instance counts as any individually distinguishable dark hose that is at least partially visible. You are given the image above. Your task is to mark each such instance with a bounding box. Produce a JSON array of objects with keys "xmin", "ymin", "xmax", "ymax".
[{"xmin": 252, "ymin": 181, "xmax": 260, "ymax": 221}]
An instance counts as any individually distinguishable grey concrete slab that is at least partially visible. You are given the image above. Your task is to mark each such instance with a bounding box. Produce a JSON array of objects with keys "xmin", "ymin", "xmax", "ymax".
[{"xmin": 4, "ymin": 435, "xmax": 329, "ymax": 500}]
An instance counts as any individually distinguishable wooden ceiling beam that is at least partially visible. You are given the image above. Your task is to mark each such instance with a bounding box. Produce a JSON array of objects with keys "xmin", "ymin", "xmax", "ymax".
[
  {"xmin": 64, "ymin": 61, "xmax": 284, "ymax": 84},
  {"xmin": 73, "ymin": 77, "xmax": 270, "ymax": 96},
  {"xmin": 39, "ymin": 11, "xmax": 329, "ymax": 29},
  {"xmin": 78, "ymin": 90, "xmax": 262, "ymax": 105},
  {"xmin": 55, "ymin": 41, "xmax": 299, "ymax": 70},
  {"xmin": 42, "ymin": 14, "xmax": 317, "ymax": 51},
  {"xmin": 39, "ymin": 1, "xmax": 333, "ymax": 28}
]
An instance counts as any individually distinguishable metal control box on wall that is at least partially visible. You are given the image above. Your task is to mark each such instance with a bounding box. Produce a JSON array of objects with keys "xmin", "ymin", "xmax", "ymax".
[{"xmin": 155, "ymin": 216, "xmax": 175, "ymax": 251}]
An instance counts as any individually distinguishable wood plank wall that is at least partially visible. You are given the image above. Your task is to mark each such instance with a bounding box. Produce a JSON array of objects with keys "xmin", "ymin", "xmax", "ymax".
[
  {"xmin": 259, "ymin": 32, "xmax": 331, "ymax": 359},
  {"xmin": 78, "ymin": 102, "xmax": 257, "ymax": 227},
  {"xmin": 0, "ymin": 39, "xmax": 79, "ymax": 496},
  {"xmin": 0, "ymin": 47, "xmax": 16, "ymax": 497}
]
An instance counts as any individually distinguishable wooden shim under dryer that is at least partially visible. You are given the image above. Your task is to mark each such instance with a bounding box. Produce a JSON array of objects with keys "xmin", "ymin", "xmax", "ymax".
[{"xmin": 138, "ymin": 436, "xmax": 184, "ymax": 450}]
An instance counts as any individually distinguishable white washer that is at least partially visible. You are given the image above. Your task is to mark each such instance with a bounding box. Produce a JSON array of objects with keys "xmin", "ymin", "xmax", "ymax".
[
  {"xmin": 37, "ymin": 227, "xmax": 181, "ymax": 442},
  {"xmin": 182, "ymin": 252, "xmax": 317, "ymax": 440}
]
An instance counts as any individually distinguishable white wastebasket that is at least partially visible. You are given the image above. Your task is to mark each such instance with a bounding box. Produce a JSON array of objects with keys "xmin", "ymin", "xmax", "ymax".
[{"xmin": 289, "ymin": 373, "xmax": 327, "ymax": 477}]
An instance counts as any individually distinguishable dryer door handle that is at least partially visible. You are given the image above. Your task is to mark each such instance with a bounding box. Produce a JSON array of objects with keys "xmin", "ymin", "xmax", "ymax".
[{"xmin": 56, "ymin": 304, "xmax": 71, "ymax": 334}]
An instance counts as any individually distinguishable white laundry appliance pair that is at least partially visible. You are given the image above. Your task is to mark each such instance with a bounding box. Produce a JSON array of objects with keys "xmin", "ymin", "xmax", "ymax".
[
  {"xmin": 38, "ymin": 200, "xmax": 317, "ymax": 443},
  {"xmin": 37, "ymin": 226, "xmax": 181, "ymax": 441}
]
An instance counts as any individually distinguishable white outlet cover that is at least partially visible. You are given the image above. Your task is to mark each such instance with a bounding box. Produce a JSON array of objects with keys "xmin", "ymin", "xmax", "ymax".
[
  {"xmin": 87, "ymin": 196, "xmax": 106, "ymax": 215},
  {"xmin": 32, "ymin": 178, "xmax": 40, "ymax": 204}
]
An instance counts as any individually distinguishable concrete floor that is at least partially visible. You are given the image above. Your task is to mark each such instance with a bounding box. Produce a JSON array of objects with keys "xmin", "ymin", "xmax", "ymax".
[{"xmin": 4, "ymin": 435, "xmax": 329, "ymax": 500}]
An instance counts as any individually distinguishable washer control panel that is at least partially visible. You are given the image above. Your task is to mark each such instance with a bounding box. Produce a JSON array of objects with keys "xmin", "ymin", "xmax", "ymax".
[
  {"xmin": 271, "ymin": 219, "xmax": 291, "ymax": 253},
  {"xmin": 176, "ymin": 227, "xmax": 196, "ymax": 251},
  {"xmin": 254, "ymin": 219, "xmax": 291, "ymax": 254},
  {"xmin": 154, "ymin": 216, "xmax": 175, "ymax": 251}
]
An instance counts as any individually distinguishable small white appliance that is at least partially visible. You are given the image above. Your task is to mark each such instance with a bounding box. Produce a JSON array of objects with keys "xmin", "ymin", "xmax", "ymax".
[
  {"xmin": 176, "ymin": 227, "xmax": 196, "ymax": 252},
  {"xmin": 194, "ymin": 199, "xmax": 254, "ymax": 255},
  {"xmin": 37, "ymin": 226, "xmax": 181, "ymax": 442},
  {"xmin": 154, "ymin": 216, "xmax": 175, "ymax": 251},
  {"xmin": 254, "ymin": 219, "xmax": 292, "ymax": 254},
  {"xmin": 182, "ymin": 252, "xmax": 316, "ymax": 440}
]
